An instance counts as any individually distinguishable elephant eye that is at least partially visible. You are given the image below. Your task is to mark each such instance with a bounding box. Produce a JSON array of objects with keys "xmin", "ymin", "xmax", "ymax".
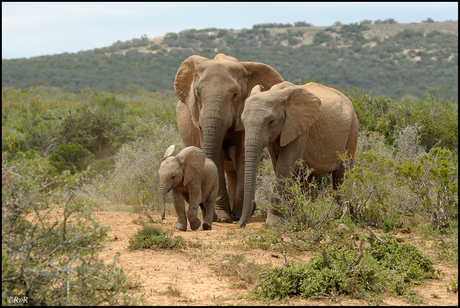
[
  {"xmin": 195, "ymin": 89, "xmax": 201, "ymax": 99},
  {"xmin": 268, "ymin": 120, "xmax": 274, "ymax": 127},
  {"xmin": 171, "ymin": 175, "xmax": 176, "ymax": 179},
  {"xmin": 232, "ymin": 92, "xmax": 238, "ymax": 101}
]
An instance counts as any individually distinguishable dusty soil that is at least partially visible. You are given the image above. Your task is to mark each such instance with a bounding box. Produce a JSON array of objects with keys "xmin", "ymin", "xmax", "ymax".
[{"xmin": 95, "ymin": 209, "xmax": 458, "ymax": 306}]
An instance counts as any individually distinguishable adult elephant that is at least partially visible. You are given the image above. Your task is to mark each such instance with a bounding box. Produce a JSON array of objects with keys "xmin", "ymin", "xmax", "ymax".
[
  {"xmin": 174, "ymin": 54, "xmax": 284, "ymax": 222},
  {"xmin": 238, "ymin": 81, "xmax": 359, "ymax": 227}
]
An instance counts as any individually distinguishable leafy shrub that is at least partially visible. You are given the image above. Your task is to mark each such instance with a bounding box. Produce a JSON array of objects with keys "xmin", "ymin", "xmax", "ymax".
[
  {"xmin": 395, "ymin": 146, "xmax": 458, "ymax": 225},
  {"xmin": 272, "ymin": 161, "xmax": 339, "ymax": 232},
  {"xmin": 102, "ymin": 117, "xmax": 182, "ymax": 211},
  {"xmin": 49, "ymin": 143, "xmax": 95, "ymax": 174},
  {"xmin": 313, "ymin": 31, "xmax": 333, "ymax": 45},
  {"xmin": 2, "ymin": 150, "xmax": 143, "ymax": 305},
  {"xmin": 339, "ymin": 132, "xmax": 405, "ymax": 226},
  {"xmin": 348, "ymin": 87, "xmax": 458, "ymax": 152},
  {"xmin": 57, "ymin": 96, "xmax": 129, "ymax": 159},
  {"xmin": 128, "ymin": 225, "xmax": 187, "ymax": 250},
  {"xmin": 3, "ymin": 132, "xmax": 21, "ymax": 159},
  {"xmin": 253, "ymin": 233, "xmax": 436, "ymax": 302}
]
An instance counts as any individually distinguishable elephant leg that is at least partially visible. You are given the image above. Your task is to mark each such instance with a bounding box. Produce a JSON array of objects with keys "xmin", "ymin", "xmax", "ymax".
[
  {"xmin": 226, "ymin": 169, "xmax": 238, "ymax": 220},
  {"xmin": 215, "ymin": 150, "xmax": 233, "ymax": 223},
  {"xmin": 201, "ymin": 199, "xmax": 215, "ymax": 230},
  {"xmin": 266, "ymin": 179, "xmax": 288, "ymax": 227},
  {"xmin": 231, "ymin": 150, "xmax": 246, "ymax": 220},
  {"xmin": 172, "ymin": 191, "xmax": 187, "ymax": 231},
  {"xmin": 199, "ymin": 203, "xmax": 206, "ymax": 219},
  {"xmin": 187, "ymin": 202, "xmax": 202, "ymax": 231},
  {"xmin": 332, "ymin": 163, "xmax": 345, "ymax": 206}
]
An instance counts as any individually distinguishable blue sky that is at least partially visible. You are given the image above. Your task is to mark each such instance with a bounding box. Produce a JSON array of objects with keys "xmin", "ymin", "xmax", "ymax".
[{"xmin": 2, "ymin": 2, "xmax": 458, "ymax": 59}]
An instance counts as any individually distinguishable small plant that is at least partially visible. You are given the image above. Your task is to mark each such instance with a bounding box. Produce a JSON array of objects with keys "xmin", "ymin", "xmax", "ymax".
[
  {"xmin": 160, "ymin": 285, "xmax": 182, "ymax": 297},
  {"xmin": 128, "ymin": 225, "xmax": 187, "ymax": 250},
  {"xmin": 446, "ymin": 278, "xmax": 458, "ymax": 293},
  {"xmin": 212, "ymin": 254, "xmax": 263, "ymax": 289},
  {"xmin": 382, "ymin": 220, "xmax": 394, "ymax": 233},
  {"xmin": 403, "ymin": 289, "xmax": 423, "ymax": 305}
]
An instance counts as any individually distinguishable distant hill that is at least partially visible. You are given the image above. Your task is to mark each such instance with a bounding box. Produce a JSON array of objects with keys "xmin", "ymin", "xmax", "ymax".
[{"xmin": 2, "ymin": 20, "xmax": 458, "ymax": 102}]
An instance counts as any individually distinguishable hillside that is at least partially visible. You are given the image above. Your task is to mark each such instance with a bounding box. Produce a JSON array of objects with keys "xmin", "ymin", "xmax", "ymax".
[{"xmin": 2, "ymin": 20, "xmax": 458, "ymax": 101}]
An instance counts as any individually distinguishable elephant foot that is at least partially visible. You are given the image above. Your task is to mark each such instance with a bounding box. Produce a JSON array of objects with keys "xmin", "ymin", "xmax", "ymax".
[
  {"xmin": 201, "ymin": 222, "xmax": 212, "ymax": 230},
  {"xmin": 175, "ymin": 222, "xmax": 187, "ymax": 231},
  {"xmin": 215, "ymin": 208, "xmax": 233, "ymax": 223},
  {"xmin": 189, "ymin": 219, "xmax": 201, "ymax": 230},
  {"xmin": 266, "ymin": 210, "xmax": 285, "ymax": 227}
]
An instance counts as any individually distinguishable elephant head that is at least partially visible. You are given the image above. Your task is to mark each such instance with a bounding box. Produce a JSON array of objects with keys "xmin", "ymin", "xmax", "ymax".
[
  {"xmin": 159, "ymin": 145, "xmax": 206, "ymax": 220},
  {"xmin": 174, "ymin": 53, "xmax": 284, "ymax": 173},
  {"xmin": 238, "ymin": 82, "xmax": 322, "ymax": 227}
]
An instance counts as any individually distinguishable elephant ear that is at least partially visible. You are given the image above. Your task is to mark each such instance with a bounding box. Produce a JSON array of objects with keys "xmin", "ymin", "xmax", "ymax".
[
  {"xmin": 269, "ymin": 81, "xmax": 296, "ymax": 92},
  {"xmin": 176, "ymin": 146, "xmax": 206, "ymax": 186},
  {"xmin": 240, "ymin": 62, "xmax": 284, "ymax": 93},
  {"xmin": 174, "ymin": 55, "xmax": 208, "ymax": 128},
  {"xmin": 163, "ymin": 145, "xmax": 175, "ymax": 159},
  {"xmin": 279, "ymin": 86, "xmax": 322, "ymax": 147},
  {"xmin": 234, "ymin": 62, "xmax": 284, "ymax": 131}
]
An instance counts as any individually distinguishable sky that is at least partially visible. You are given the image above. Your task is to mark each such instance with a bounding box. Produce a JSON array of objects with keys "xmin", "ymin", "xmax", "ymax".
[{"xmin": 2, "ymin": 2, "xmax": 458, "ymax": 60}]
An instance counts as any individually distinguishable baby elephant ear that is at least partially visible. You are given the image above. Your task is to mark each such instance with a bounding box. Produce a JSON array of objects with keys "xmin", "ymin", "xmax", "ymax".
[
  {"xmin": 164, "ymin": 145, "xmax": 175, "ymax": 159},
  {"xmin": 279, "ymin": 86, "xmax": 321, "ymax": 147},
  {"xmin": 176, "ymin": 146, "xmax": 206, "ymax": 186},
  {"xmin": 249, "ymin": 85, "xmax": 264, "ymax": 96}
]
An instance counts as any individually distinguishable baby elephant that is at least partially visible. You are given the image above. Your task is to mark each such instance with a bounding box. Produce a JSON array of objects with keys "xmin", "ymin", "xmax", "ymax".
[{"xmin": 159, "ymin": 145, "xmax": 218, "ymax": 231}]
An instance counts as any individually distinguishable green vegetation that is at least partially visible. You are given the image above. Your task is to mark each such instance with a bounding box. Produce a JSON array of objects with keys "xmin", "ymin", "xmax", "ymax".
[
  {"xmin": 253, "ymin": 234, "xmax": 436, "ymax": 303},
  {"xmin": 128, "ymin": 225, "xmax": 187, "ymax": 250},
  {"xmin": 2, "ymin": 20, "xmax": 458, "ymax": 102},
  {"xmin": 2, "ymin": 151, "xmax": 144, "ymax": 305},
  {"xmin": 211, "ymin": 254, "xmax": 263, "ymax": 289}
]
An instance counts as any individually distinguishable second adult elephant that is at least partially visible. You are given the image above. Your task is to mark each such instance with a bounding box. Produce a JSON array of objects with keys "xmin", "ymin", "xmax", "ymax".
[
  {"xmin": 238, "ymin": 82, "xmax": 359, "ymax": 227},
  {"xmin": 175, "ymin": 54, "xmax": 284, "ymax": 222}
]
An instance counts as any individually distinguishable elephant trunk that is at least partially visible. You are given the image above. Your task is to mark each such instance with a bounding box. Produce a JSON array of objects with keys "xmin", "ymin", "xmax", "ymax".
[
  {"xmin": 159, "ymin": 183, "xmax": 168, "ymax": 220},
  {"xmin": 238, "ymin": 134, "xmax": 266, "ymax": 228},
  {"xmin": 201, "ymin": 115, "xmax": 227, "ymax": 164},
  {"xmin": 200, "ymin": 94, "xmax": 230, "ymax": 163}
]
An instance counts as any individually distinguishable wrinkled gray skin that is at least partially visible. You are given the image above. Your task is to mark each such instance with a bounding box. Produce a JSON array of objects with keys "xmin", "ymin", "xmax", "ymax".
[
  {"xmin": 175, "ymin": 53, "xmax": 284, "ymax": 223},
  {"xmin": 159, "ymin": 145, "xmax": 218, "ymax": 231},
  {"xmin": 238, "ymin": 82, "xmax": 359, "ymax": 227}
]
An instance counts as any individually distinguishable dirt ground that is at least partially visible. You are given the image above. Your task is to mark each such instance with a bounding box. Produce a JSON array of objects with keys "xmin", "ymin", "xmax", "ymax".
[{"xmin": 95, "ymin": 209, "xmax": 458, "ymax": 306}]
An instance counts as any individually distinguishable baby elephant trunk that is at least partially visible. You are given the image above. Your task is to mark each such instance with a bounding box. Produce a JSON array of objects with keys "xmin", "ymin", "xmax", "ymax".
[{"xmin": 158, "ymin": 183, "xmax": 168, "ymax": 220}]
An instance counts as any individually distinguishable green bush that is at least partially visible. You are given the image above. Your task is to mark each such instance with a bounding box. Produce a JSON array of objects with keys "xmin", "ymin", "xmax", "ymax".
[
  {"xmin": 253, "ymin": 233, "xmax": 436, "ymax": 302},
  {"xmin": 128, "ymin": 225, "xmax": 187, "ymax": 250},
  {"xmin": 57, "ymin": 96, "xmax": 129, "ymax": 158},
  {"xmin": 395, "ymin": 146, "xmax": 458, "ymax": 225},
  {"xmin": 347, "ymin": 87, "xmax": 458, "ymax": 152},
  {"xmin": 49, "ymin": 143, "xmax": 95, "ymax": 174},
  {"xmin": 2, "ymin": 150, "xmax": 143, "ymax": 305}
]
